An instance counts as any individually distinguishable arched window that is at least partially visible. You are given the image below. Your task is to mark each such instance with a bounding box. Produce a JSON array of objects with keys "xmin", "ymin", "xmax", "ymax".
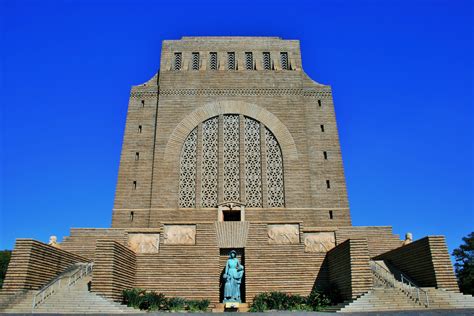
[{"xmin": 178, "ymin": 115, "xmax": 284, "ymax": 208}]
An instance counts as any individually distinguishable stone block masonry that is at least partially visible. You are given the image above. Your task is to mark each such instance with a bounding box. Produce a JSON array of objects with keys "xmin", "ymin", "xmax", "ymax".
[
  {"xmin": 2, "ymin": 239, "xmax": 88, "ymax": 293},
  {"xmin": 374, "ymin": 236, "xmax": 459, "ymax": 291},
  {"xmin": 91, "ymin": 240, "xmax": 136, "ymax": 301},
  {"xmin": 1, "ymin": 37, "xmax": 461, "ymax": 310}
]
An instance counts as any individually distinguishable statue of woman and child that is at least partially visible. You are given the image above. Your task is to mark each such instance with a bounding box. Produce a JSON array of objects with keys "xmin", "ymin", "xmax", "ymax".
[{"xmin": 223, "ymin": 250, "xmax": 244, "ymax": 303}]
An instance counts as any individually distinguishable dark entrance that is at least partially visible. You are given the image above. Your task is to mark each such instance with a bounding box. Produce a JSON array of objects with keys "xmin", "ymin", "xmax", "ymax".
[
  {"xmin": 223, "ymin": 211, "xmax": 241, "ymax": 221},
  {"xmin": 219, "ymin": 248, "xmax": 245, "ymax": 303}
]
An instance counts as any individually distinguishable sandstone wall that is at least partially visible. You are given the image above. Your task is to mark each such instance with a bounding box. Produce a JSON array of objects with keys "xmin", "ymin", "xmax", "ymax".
[
  {"xmin": 245, "ymin": 223, "xmax": 328, "ymax": 301},
  {"xmin": 374, "ymin": 236, "xmax": 458, "ymax": 291},
  {"xmin": 327, "ymin": 239, "xmax": 372, "ymax": 300},
  {"xmin": 61, "ymin": 228, "xmax": 127, "ymax": 260},
  {"xmin": 91, "ymin": 240, "xmax": 136, "ymax": 301},
  {"xmin": 133, "ymin": 223, "xmax": 220, "ymax": 303},
  {"xmin": 335, "ymin": 226, "xmax": 402, "ymax": 257},
  {"xmin": 2, "ymin": 239, "xmax": 87, "ymax": 293},
  {"xmin": 111, "ymin": 37, "xmax": 350, "ymax": 229}
]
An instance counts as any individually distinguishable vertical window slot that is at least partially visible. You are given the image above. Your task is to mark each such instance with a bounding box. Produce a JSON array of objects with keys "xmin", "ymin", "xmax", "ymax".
[
  {"xmin": 191, "ymin": 52, "xmax": 200, "ymax": 70},
  {"xmin": 227, "ymin": 52, "xmax": 236, "ymax": 70},
  {"xmin": 263, "ymin": 52, "xmax": 271, "ymax": 70},
  {"xmin": 280, "ymin": 52, "xmax": 289, "ymax": 70},
  {"xmin": 245, "ymin": 52, "xmax": 253, "ymax": 70},
  {"xmin": 209, "ymin": 52, "xmax": 217, "ymax": 70},
  {"xmin": 173, "ymin": 52, "xmax": 182, "ymax": 70}
]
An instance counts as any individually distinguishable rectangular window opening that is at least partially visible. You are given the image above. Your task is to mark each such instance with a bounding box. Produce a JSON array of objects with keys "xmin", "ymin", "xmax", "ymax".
[
  {"xmin": 223, "ymin": 211, "xmax": 241, "ymax": 222},
  {"xmin": 263, "ymin": 52, "xmax": 271, "ymax": 70},
  {"xmin": 320, "ymin": 124, "xmax": 325, "ymax": 132},
  {"xmin": 326, "ymin": 180, "xmax": 331, "ymax": 189},
  {"xmin": 209, "ymin": 52, "xmax": 217, "ymax": 70},
  {"xmin": 130, "ymin": 211, "xmax": 134, "ymax": 221},
  {"xmin": 280, "ymin": 52, "xmax": 289, "ymax": 70},
  {"xmin": 173, "ymin": 52, "xmax": 182, "ymax": 71},
  {"xmin": 133, "ymin": 181, "xmax": 137, "ymax": 190},
  {"xmin": 318, "ymin": 99, "xmax": 322, "ymax": 107},
  {"xmin": 323, "ymin": 151, "xmax": 328, "ymax": 160},
  {"xmin": 227, "ymin": 52, "xmax": 236, "ymax": 70},
  {"xmin": 138, "ymin": 125, "xmax": 142, "ymax": 133},
  {"xmin": 191, "ymin": 52, "xmax": 200, "ymax": 70},
  {"xmin": 135, "ymin": 152, "xmax": 139, "ymax": 161},
  {"xmin": 245, "ymin": 52, "xmax": 253, "ymax": 70},
  {"xmin": 329, "ymin": 210, "xmax": 333, "ymax": 219},
  {"xmin": 141, "ymin": 100, "xmax": 145, "ymax": 107}
]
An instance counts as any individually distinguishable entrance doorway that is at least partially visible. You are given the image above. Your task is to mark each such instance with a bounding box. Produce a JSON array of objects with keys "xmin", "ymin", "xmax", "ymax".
[{"xmin": 219, "ymin": 248, "xmax": 245, "ymax": 303}]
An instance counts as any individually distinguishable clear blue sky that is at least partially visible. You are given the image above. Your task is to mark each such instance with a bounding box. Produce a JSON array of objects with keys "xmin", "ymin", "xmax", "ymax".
[{"xmin": 1, "ymin": 0, "xmax": 472, "ymax": 258}]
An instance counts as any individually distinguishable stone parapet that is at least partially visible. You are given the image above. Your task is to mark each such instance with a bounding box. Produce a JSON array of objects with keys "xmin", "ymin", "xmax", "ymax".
[
  {"xmin": 327, "ymin": 239, "xmax": 372, "ymax": 300},
  {"xmin": 91, "ymin": 240, "xmax": 136, "ymax": 301},
  {"xmin": 374, "ymin": 235, "xmax": 459, "ymax": 292},
  {"xmin": 2, "ymin": 239, "xmax": 88, "ymax": 293}
]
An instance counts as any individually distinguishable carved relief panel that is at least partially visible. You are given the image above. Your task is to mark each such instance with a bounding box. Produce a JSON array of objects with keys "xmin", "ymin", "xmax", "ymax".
[
  {"xmin": 303, "ymin": 232, "xmax": 336, "ymax": 253},
  {"xmin": 128, "ymin": 233, "xmax": 160, "ymax": 253},
  {"xmin": 267, "ymin": 224, "xmax": 300, "ymax": 244},
  {"xmin": 163, "ymin": 225, "xmax": 196, "ymax": 245}
]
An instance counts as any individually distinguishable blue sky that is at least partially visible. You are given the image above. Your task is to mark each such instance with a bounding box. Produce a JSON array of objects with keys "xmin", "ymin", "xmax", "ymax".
[{"xmin": 1, "ymin": 0, "xmax": 472, "ymax": 258}]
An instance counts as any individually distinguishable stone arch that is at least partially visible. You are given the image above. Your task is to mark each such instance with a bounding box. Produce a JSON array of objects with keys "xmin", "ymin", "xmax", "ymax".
[{"xmin": 164, "ymin": 100, "xmax": 298, "ymax": 162}]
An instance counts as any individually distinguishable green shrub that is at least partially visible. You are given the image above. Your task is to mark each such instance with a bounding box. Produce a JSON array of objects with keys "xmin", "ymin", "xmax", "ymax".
[
  {"xmin": 249, "ymin": 292, "xmax": 268, "ymax": 312},
  {"xmin": 249, "ymin": 286, "xmax": 340, "ymax": 312},
  {"xmin": 0, "ymin": 250, "xmax": 12, "ymax": 289},
  {"xmin": 249, "ymin": 291, "xmax": 311, "ymax": 311},
  {"xmin": 122, "ymin": 289, "xmax": 209, "ymax": 312},
  {"xmin": 122, "ymin": 288, "xmax": 146, "ymax": 309},
  {"xmin": 166, "ymin": 296, "xmax": 187, "ymax": 311},
  {"xmin": 187, "ymin": 299, "xmax": 210, "ymax": 312},
  {"xmin": 145, "ymin": 292, "xmax": 167, "ymax": 311},
  {"xmin": 306, "ymin": 288, "xmax": 331, "ymax": 311}
]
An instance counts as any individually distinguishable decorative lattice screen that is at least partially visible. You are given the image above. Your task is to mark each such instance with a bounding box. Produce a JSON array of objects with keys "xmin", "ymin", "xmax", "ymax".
[
  {"xmin": 178, "ymin": 115, "xmax": 284, "ymax": 208},
  {"xmin": 178, "ymin": 128, "xmax": 197, "ymax": 207}
]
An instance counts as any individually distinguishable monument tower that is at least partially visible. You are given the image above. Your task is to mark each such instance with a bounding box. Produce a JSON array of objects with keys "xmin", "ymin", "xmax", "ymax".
[{"xmin": 2, "ymin": 37, "xmax": 468, "ymax": 313}]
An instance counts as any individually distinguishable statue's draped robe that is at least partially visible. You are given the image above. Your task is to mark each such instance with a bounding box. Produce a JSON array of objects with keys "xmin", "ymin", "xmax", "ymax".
[{"xmin": 224, "ymin": 258, "xmax": 244, "ymax": 302}]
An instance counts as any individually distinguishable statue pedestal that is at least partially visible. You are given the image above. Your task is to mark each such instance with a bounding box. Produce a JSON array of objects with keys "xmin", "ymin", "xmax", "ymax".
[
  {"xmin": 225, "ymin": 302, "xmax": 240, "ymax": 309},
  {"xmin": 212, "ymin": 303, "xmax": 249, "ymax": 312}
]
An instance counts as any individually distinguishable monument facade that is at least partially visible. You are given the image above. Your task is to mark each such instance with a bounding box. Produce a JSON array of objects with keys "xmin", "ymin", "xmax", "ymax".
[{"xmin": 1, "ymin": 37, "xmax": 461, "ymax": 310}]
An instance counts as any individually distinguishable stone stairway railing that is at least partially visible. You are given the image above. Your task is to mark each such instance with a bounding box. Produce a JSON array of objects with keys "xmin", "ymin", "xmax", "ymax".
[
  {"xmin": 370, "ymin": 260, "xmax": 429, "ymax": 308},
  {"xmin": 32, "ymin": 261, "xmax": 93, "ymax": 310}
]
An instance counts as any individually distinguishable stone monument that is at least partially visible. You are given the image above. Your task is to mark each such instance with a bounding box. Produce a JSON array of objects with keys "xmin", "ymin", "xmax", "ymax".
[{"xmin": 1, "ymin": 37, "xmax": 461, "ymax": 311}]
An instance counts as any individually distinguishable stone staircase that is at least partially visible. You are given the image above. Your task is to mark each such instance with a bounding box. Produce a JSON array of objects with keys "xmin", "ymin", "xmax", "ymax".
[
  {"xmin": 335, "ymin": 288, "xmax": 427, "ymax": 312},
  {"xmin": 0, "ymin": 265, "xmax": 141, "ymax": 314},
  {"xmin": 329, "ymin": 260, "xmax": 474, "ymax": 313},
  {"xmin": 423, "ymin": 287, "xmax": 474, "ymax": 309}
]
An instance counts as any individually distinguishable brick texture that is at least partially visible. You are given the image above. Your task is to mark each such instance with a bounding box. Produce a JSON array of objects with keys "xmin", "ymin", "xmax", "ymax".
[
  {"xmin": 374, "ymin": 236, "xmax": 459, "ymax": 292},
  {"xmin": 327, "ymin": 239, "xmax": 372, "ymax": 300},
  {"xmin": 2, "ymin": 239, "xmax": 88, "ymax": 293},
  {"xmin": 91, "ymin": 240, "xmax": 136, "ymax": 301}
]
